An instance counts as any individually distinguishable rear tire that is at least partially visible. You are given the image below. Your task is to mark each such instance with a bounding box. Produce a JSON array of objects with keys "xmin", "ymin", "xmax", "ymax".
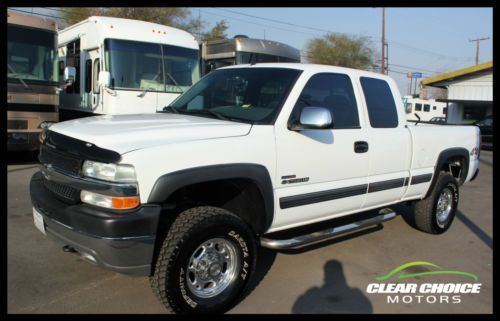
[
  {"xmin": 413, "ymin": 172, "xmax": 459, "ymax": 234},
  {"xmin": 150, "ymin": 206, "xmax": 257, "ymax": 313}
]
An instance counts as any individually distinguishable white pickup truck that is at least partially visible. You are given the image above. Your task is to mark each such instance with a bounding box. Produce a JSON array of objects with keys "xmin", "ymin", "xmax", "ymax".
[{"xmin": 30, "ymin": 63, "xmax": 480, "ymax": 313}]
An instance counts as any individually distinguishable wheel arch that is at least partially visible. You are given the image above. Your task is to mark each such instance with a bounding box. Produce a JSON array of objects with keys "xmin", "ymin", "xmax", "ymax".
[
  {"xmin": 425, "ymin": 147, "xmax": 469, "ymax": 199},
  {"xmin": 147, "ymin": 164, "xmax": 274, "ymax": 235}
]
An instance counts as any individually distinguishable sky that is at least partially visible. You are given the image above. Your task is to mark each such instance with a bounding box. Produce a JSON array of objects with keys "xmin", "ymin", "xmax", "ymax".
[{"xmin": 9, "ymin": 7, "xmax": 493, "ymax": 95}]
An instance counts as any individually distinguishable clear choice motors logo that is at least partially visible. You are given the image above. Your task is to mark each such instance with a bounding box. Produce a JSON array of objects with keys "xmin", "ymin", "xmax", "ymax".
[{"xmin": 366, "ymin": 261, "xmax": 481, "ymax": 304}]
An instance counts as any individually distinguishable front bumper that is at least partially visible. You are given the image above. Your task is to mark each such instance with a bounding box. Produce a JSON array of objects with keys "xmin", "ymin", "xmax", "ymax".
[{"xmin": 30, "ymin": 171, "xmax": 161, "ymax": 276}]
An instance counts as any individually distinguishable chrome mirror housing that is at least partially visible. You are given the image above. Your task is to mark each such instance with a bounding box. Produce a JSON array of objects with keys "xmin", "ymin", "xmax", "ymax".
[{"xmin": 290, "ymin": 106, "xmax": 333, "ymax": 131}]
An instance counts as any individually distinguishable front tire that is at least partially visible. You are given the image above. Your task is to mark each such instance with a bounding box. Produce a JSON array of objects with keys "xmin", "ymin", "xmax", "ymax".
[
  {"xmin": 150, "ymin": 206, "xmax": 257, "ymax": 313},
  {"xmin": 413, "ymin": 172, "xmax": 459, "ymax": 234}
]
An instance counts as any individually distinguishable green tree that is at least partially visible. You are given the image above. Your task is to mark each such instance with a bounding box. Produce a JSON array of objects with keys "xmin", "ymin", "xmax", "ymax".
[
  {"xmin": 305, "ymin": 33, "xmax": 376, "ymax": 70},
  {"xmin": 201, "ymin": 20, "xmax": 229, "ymax": 42},
  {"xmin": 59, "ymin": 7, "xmax": 106, "ymax": 27}
]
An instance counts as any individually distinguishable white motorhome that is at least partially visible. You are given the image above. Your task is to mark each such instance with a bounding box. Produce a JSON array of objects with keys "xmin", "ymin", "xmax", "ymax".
[
  {"xmin": 57, "ymin": 16, "xmax": 200, "ymax": 120},
  {"xmin": 403, "ymin": 95, "xmax": 447, "ymax": 122}
]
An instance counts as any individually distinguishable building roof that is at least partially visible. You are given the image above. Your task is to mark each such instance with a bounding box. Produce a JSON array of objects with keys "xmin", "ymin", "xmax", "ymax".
[{"xmin": 421, "ymin": 61, "xmax": 492, "ymax": 86}]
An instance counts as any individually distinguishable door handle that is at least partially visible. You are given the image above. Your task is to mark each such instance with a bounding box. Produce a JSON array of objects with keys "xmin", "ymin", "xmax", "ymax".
[{"xmin": 354, "ymin": 141, "xmax": 369, "ymax": 153}]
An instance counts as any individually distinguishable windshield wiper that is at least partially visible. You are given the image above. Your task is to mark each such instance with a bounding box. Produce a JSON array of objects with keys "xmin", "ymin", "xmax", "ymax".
[
  {"xmin": 137, "ymin": 87, "xmax": 156, "ymax": 98},
  {"xmin": 162, "ymin": 105, "xmax": 179, "ymax": 113},
  {"xmin": 8, "ymin": 63, "xmax": 32, "ymax": 91},
  {"xmin": 165, "ymin": 72, "xmax": 184, "ymax": 93},
  {"xmin": 185, "ymin": 109, "xmax": 230, "ymax": 121},
  {"xmin": 138, "ymin": 71, "xmax": 161, "ymax": 97}
]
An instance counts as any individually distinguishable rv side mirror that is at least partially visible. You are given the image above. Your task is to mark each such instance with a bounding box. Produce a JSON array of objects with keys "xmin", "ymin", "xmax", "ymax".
[
  {"xmin": 98, "ymin": 71, "xmax": 111, "ymax": 87},
  {"xmin": 63, "ymin": 66, "xmax": 76, "ymax": 85}
]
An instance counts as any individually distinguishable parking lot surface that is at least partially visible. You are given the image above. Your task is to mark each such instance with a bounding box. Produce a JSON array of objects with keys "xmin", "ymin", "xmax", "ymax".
[{"xmin": 7, "ymin": 151, "xmax": 493, "ymax": 313}]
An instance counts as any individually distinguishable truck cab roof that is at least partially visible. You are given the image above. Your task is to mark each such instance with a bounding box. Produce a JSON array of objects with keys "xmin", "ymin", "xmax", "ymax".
[{"xmin": 217, "ymin": 62, "xmax": 393, "ymax": 80}]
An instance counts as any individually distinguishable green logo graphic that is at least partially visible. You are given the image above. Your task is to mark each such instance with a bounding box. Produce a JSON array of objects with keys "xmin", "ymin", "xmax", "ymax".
[{"xmin": 375, "ymin": 261, "xmax": 479, "ymax": 282}]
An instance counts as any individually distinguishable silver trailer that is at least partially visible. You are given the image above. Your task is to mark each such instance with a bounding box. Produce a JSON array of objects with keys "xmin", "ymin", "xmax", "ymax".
[{"xmin": 201, "ymin": 36, "xmax": 301, "ymax": 75}]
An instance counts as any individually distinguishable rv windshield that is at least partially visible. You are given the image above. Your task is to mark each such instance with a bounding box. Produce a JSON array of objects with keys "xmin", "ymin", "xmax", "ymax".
[
  {"xmin": 7, "ymin": 25, "xmax": 58, "ymax": 84},
  {"xmin": 105, "ymin": 39, "xmax": 200, "ymax": 93}
]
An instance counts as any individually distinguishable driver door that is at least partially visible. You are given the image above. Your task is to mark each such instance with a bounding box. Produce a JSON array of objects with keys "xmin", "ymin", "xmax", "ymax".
[{"xmin": 272, "ymin": 73, "xmax": 370, "ymax": 231}]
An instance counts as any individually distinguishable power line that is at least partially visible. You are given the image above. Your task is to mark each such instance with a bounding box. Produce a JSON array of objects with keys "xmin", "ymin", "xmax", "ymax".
[
  {"xmin": 215, "ymin": 7, "xmax": 360, "ymax": 36},
  {"xmin": 389, "ymin": 63, "xmax": 444, "ymax": 74},
  {"xmin": 388, "ymin": 40, "xmax": 474, "ymax": 62},
  {"xmin": 213, "ymin": 7, "xmax": 474, "ymax": 63},
  {"xmin": 200, "ymin": 9, "xmax": 321, "ymax": 37}
]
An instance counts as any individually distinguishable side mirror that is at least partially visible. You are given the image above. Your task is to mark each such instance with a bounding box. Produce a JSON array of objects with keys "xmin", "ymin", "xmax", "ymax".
[
  {"xmin": 290, "ymin": 107, "xmax": 333, "ymax": 131},
  {"xmin": 98, "ymin": 71, "xmax": 111, "ymax": 87},
  {"xmin": 63, "ymin": 66, "xmax": 76, "ymax": 85}
]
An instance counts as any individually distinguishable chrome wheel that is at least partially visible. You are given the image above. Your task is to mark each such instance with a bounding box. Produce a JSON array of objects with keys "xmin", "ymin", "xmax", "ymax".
[
  {"xmin": 186, "ymin": 238, "xmax": 240, "ymax": 299},
  {"xmin": 436, "ymin": 188, "xmax": 453, "ymax": 227}
]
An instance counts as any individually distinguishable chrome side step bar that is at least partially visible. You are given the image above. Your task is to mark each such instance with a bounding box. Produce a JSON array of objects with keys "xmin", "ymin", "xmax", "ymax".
[{"xmin": 260, "ymin": 210, "xmax": 396, "ymax": 250}]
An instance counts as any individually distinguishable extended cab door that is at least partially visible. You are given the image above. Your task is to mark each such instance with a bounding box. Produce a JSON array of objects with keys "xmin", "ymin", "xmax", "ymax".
[
  {"xmin": 357, "ymin": 76, "xmax": 412, "ymax": 208},
  {"xmin": 272, "ymin": 72, "xmax": 370, "ymax": 231}
]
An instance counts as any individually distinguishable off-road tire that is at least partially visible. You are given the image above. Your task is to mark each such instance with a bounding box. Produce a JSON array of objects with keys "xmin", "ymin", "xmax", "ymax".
[
  {"xmin": 413, "ymin": 172, "xmax": 459, "ymax": 234},
  {"xmin": 150, "ymin": 206, "xmax": 257, "ymax": 314}
]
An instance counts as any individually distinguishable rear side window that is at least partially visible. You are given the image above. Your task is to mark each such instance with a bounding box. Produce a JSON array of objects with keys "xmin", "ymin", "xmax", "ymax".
[
  {"xmin": 360, "ymin": 77, "xmax": 398, "ymax": 128},
  {"xmin": 415, "ymin": 103, "xmax": 422, "ymax": 111},
  {"xmin": 424, "ymin": 104, "xmax": 430, "ymax": 112}
]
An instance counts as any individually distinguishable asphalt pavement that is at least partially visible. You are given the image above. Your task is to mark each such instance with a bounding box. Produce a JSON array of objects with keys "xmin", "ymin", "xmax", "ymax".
[{"xmin": 7, "ymin": 150, "xmax": 493, "ymax": 314}]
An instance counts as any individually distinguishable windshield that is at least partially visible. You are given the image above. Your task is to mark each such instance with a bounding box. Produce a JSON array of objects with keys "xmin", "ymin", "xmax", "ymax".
[
  {"xmin": 104, "ymin": 39, "xmax": 200, "ymax": 93},
  {"xmin": 7, "ymin": 25, "xmax": 58, "ymax": 83},
  {"xmin": 167, "ymin": 67, "xmax": 302, "ymax": 124}
]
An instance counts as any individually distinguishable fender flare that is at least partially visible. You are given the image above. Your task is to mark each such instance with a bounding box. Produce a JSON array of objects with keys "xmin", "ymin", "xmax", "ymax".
[
  {"xmin": 147, "ymin": 163, "xmax": 274, "ymax": 233},
  {"xmin": 425, "ymin": 147, "xmax": 470, "ymax": 198}
]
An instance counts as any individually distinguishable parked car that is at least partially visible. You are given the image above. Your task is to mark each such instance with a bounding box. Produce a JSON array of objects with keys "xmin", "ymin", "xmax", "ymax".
[
  {"xmin": 429, "ymin": 116, "xmax": 446, "ymax": 124},
  {"xmin": 474, "ymin": 115, "xmax": 493, "ymax": 150},
  {"xmin": 30, "ymin": 63, "xmax": 481, "ymax": 313}
]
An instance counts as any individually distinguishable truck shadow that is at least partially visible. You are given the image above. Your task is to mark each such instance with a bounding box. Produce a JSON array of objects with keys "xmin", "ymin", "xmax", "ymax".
[
  {"xmin": 292, "ymin": 260, "xmax": 373, "ymax": 313},
  {"xmin": 395, "ymin": 203, "xmax": 492, "ymax": 250}
]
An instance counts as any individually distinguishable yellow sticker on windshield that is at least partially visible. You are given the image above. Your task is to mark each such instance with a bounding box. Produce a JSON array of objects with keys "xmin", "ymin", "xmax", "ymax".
[{"xmin": 241, "ymin": 104, "xmax": 251, "ymax": 108}]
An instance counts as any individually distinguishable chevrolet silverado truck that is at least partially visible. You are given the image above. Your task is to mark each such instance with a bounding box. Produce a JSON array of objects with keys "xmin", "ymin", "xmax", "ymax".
[{"xmin": 30, "ymin": 63, "xmax": 480, "ymax": 313}]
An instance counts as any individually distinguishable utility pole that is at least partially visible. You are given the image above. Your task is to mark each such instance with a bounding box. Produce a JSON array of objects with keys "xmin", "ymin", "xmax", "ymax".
[
  {"xmin": 380, "ymin": 7, "xmax": 385, "ymax": 74},
  {"xmin": 384, "ymin": 42, "xmax": 389, "ymax": 75},
  {"xmin": 469, "ymin": 37, "xmax": 490, "ymax": 65}
]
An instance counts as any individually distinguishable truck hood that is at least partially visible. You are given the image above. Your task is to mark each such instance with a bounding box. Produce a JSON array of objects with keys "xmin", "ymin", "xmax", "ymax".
[{"xmin": 50, "ymin": 113, "xmax": 252, "ymax": 154}]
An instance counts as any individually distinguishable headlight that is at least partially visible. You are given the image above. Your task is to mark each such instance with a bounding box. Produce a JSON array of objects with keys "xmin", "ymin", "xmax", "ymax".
[{"xmin": 82, "ymin": 161, "xmax": 137, "ymax": 183}]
